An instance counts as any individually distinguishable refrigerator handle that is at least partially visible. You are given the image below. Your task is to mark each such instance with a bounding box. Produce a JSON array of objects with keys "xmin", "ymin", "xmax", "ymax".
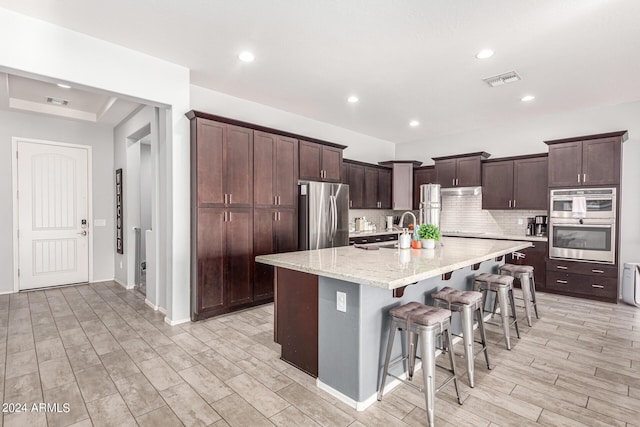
[{"xmin": 329, "ymin": 195, "xmax": 337, "ymax": 241}]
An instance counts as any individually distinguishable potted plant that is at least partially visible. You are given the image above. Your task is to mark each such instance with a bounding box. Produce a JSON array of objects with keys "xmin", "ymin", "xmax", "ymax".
[{"xmin": 418, "ymin": 223, "xmax": 440, "ymax": 249}]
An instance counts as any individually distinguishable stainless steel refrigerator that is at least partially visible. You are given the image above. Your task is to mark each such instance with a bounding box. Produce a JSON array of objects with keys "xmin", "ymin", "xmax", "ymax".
[
  {"xmin": 298, "ymin": 181, "xmax": 350, "ymax": 250},
  {"xmin": 420, "ymin": 183, "xmax": 441, "ymax": 228}
]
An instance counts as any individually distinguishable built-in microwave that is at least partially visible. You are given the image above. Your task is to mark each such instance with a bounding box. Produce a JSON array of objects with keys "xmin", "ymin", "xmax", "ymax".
[{"xmin": 549, "ymin": 188, "xmax": 617, "ymax": 264}]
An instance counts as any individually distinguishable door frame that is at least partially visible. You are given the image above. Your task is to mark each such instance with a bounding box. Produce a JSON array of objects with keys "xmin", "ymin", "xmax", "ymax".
[{"xmin": 11, "ymin": 137, "xmax": 94, "ymax": 292}]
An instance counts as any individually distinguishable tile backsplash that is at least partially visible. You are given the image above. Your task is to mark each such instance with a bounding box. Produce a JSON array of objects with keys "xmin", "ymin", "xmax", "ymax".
[
  {"xmin": 349, "ymin": 194, "xmax": 546, "ymax": 236},
  {"xmin": 440, "ymin": 194, "xmax": 546, "ymax": 235}
]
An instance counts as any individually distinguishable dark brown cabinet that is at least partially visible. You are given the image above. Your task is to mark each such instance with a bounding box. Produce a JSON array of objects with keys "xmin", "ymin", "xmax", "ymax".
[
  {"xmin": 546, "ymin": 131, "xmax": 627, "ymax": 187},
  {"xmin": 413, "ymin": 166, "xmax": 436, "ymax": 210},
  {"xmin": 378, "ymin": 168, "xmax": 392, "ymax": 209},
  {"xmin": 482, "ymin": 155, "xmax": 548, "ymax": 210},
  {"xmin": 253, "ymin": 209, "xmax": 297, "ymax": 302},
  {"xmin": 346, "ymin": 163, "xmax": 365, "ymax": 208},
  {"xmin": 546, "ymin": 259, "xmax": 617, "ymax": 302},
  {"xmin": 506, "ymin": 241, "xmax": 547, "ymax": 291},
  {"xmin": 195, "ymin": 208, "xmax": 254, "ymax": 316},
  {"xmin": 194, "ymin": 119, "xmax": 253, "ymax": 207},
  {"xmin": 343, "ymin": 160, "xmax": 390, "ymax": 209},
  {"xmin": 433, "ymin": 152, "xmax": 489, "ymax": 188},
  {"xmin": 254, "ymin": 132, "xmax": 298, "ymax": 208},
  {"xmin": 299, "ymin": 140, "xmax": 343, "ymax": 182}
]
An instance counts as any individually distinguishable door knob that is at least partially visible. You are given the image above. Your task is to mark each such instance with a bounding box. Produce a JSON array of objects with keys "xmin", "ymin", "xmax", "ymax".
[{"xmin": 77, "ymin": 230, "xmax": 87, "ymax": 236}]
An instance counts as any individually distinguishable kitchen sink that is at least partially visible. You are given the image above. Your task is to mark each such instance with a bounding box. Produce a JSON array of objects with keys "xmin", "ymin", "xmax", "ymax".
[{"xmin": 378, "ymin": 243, "xmax": 398, "ymax": 249}]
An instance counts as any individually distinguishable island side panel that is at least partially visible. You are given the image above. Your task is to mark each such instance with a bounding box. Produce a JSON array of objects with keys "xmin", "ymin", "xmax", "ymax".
[{"xmin": 275, "ymin": 267, "xmax": 319, "ymax": 377}]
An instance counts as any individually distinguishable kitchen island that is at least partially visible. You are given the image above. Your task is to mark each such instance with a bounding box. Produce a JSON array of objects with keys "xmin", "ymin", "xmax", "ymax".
[{"xmin": 256, "ymin": 237, "xmax": 531, "ymax": 410}]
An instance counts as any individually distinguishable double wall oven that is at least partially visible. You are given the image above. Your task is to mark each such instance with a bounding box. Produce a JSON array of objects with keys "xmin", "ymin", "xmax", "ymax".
[{"xmin": 549, "ymin": 188, "xmax": 616, "ymax": 264}]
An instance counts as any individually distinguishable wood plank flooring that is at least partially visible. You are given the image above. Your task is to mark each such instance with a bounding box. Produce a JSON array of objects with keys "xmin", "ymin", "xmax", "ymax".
[{"xmin": 1, "ymin": 282, "xmax": 639, "ymax": 426}]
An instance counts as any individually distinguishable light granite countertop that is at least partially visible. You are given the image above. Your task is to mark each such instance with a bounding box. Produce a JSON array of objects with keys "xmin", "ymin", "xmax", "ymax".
[
  {"xmin": 349, "ymin": 230, "xmax": 401, "ymax": 238},
  {"xmin": 442, "ymin": 231, "xmax": 548, "ymax": 243},
  {"xmin": 256, "ymin": 237, "xmax": 531, "ymax": 290}
]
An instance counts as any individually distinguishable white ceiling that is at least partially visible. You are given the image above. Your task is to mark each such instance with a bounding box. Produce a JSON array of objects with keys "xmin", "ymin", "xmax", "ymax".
[{"xmin": 2, "ymin": 0, "xmax": 640, "ymax": 142}]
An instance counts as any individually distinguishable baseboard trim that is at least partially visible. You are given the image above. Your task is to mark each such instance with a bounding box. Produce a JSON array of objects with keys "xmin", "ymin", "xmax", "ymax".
[
  {"xmin": 0, "ymin": 290, "xmax": 15, "ymax": 295},
  {"xmin": 144, "ymin": 299, "xmax": 159, "ymax": 311},
  {"xmin": 113, "ymin": 278, "xmax": 134, "ymax": 290},
  {"xmin": 158, "ymin": 306, "xmax": 167, "ymax": 315},
  {"xmin": 164, "ymin": 316, "xmax": 190, "ymax": 326}
]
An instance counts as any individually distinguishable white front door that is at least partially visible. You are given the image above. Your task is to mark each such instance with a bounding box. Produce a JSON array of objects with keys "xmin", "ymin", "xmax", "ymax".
[{"xmin": 17, "ymin": 140, "xmax": 89, "ymax": 290}]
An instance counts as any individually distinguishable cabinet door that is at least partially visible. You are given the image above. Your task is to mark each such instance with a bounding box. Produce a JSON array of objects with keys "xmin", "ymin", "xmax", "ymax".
[
  {"xmin": 276, "ymin": 209, "xmax": 298, "ymax": 253},
  {"xmin": 226, "ymin": 209, "xmax": 254, "ymax": 307},
  {"xmin": 413, "ymin": 167, "xmax": 435, "ymax": 210},
  {"xmin": 226, "ymin": 125, "xmax": 253, "ymax": 206},
  {"xmin": 582, "ymin": 138, "xmax": 621, "ymax": 186},
  {"xmin": 378, "ymin": 168, "xmax": 392, "ymax": 209},
  {"xmin": 435, "ymin": 159, "xmax": 457, "ymax": 187},
  {"xmin": 508, "ymin": 242, "xmax": 547, "ymax": 290},
  {"xmin": 322, "ymin": 146, "xmax": 343, "ymax": 182},
  {"xmin": 513, "ymin": 157, "xmax": 548, "ymax": 210},
  {"xmin": 196, "ymin": 119, "xmax": 225, "ymax": 206},
  {"xmin": 548, "ymin": 142, "xmax": 582, "ymax": 187},
  {"xmin": 457, "ymin": 156, "xmax": 482, "ymax": 187},
  {"xmin": 341, "ymin": 162, "xmax": 349, "ymax": 185},
  {"xmin": 275, "ymin": 136, "xmax": 298, "ymax": 207},
  {"xmin": 195, "ymin": 208, "xmax": 225, "ymax": 315},
  {"xmin": 482, "ymin": 161, "xmax": 513, "ymax": 210},
  {"xmin": 363, "ymin": 167, "xmax": 379, "ymax": 208},
  {"xmin": 253, "ymin": 131, "xmax": 276, "ymax": 207},
  {"xmin": 253, "ymin": 209, "xmax": 275, "ymax": 301},
  {"xmin": 348, "ymin": 164, "xmax": 365, "ymax": 209},
  {"xmin": 299, "ymin": 141, "xmax": 322, "ymax": 180}
]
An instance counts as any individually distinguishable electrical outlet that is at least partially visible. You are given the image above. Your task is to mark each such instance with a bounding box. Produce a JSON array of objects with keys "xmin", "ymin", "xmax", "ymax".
[
  {"xmin": 518, "ymin": 218, "xmax": 524, "ymax": 225},
  {"xmin": 336, "ymin": 291, "xmax": 347, "ymax": 312}
]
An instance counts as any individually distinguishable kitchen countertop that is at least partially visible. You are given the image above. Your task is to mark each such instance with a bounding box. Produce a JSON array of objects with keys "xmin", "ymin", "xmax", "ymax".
[
  {"xmin": 256, "ymin": 237, "xmax": 531, "ymax": 290},
  {"xmin": 442, "ymin": 231, "xmax": 548, "ymax": 242}
]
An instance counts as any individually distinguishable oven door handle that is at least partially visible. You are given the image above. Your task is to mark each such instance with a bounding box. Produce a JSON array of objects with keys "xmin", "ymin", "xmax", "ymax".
[{"xmin": 550, "ymin": 222, "xmax": 612, "ymax": 228}]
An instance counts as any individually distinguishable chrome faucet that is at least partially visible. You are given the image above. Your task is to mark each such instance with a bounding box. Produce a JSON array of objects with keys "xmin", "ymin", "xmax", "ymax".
[{"xmin": 399, "ymin": 211, "xmax": 418, "ymax": 230}]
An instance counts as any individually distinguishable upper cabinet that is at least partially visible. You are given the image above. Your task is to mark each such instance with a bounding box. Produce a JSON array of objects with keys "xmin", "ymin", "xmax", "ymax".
[
  {"xmin": 413, "ymin": 166, "xmax": 436, "ymax": 210},
  {"xmin": 482, "ymin": 155, "xmax": 548, "ymax": 210},
  {"xmin": 433, "ymin": 152, "xmax": 490, "ymax": 188},
  {"xmin": 254, "ymin": 131, "xmax": 298, "ymax": 208},
  {"xmin": 193, "ymin": 118, "xmax": 254, "ymax": 207},
  {"xmin": 343, "ymin": 160, "xmax": 391, "ymax": 209},
  {"xmin": 299, "ymin": 140, "xmax": 343, "ymax": 182},
  {"xmin": 545, "ymin": 131, "xmax": 627, "ymax": 187}
]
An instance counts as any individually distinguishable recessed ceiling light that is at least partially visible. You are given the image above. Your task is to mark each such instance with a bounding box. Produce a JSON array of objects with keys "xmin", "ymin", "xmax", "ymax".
[
  {"xmin": 409, "ymin": 120, "xmax": 420, "ymax": 127},
  {"xmin": 347, "ymin": 96, "xmax": 359, "ymax": 103},
  {"xmin": 521, "ymin": 95, "xmax": 535, "ymax": 102},
  {"xmin": 238, "ymin": 51, "xmax": 255, "ymax": 62},
  {"xmin": 475, "ymin": 49, "xmax": 494, "ymax": 59},
  {"xmin": 57, "ymin": 83, "xmax": 71, "ymax": 89}
]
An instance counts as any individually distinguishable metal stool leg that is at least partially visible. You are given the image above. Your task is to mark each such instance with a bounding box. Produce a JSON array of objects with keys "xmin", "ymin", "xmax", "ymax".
[
  {"xmin": 519, "ymin": 272, "xmax": 533, "ymax": 327},
  {"xmin": 475, "ymin": 305, "xmax": 491, "ymax": 370},
  {"xmin": 420, "ymin": 329, "xmax": 436, "ymax": 427},
  {"xmin": 460, "ymin": 304, "xmax": 476, "ymax": 387},
  {"xmin": 407, "ymin": 332, "xmax": 419, "ymax": 381},
  {"xmin": 496, "ymin": 287, "xmax": 512, "ymax": 350},
  {"xmin": 509, "ymin": 288, "xmax": 520, "ymax": 339},
  {"xmin": 530, "ymin": 272, "xmax": 539, "ymax": 319},
  {"xmin": 445, "ymin": 325, "xmax": 463, "ymax": 405},
  {"xmin": 377, "ymin": 318, "xmax": 397, "ymax": 400}
]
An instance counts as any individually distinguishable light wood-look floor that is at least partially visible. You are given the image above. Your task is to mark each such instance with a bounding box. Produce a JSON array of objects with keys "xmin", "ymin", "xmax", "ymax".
[{"xmin": 2, "ymin": 282, "xmax": 639, "ymax": 426}]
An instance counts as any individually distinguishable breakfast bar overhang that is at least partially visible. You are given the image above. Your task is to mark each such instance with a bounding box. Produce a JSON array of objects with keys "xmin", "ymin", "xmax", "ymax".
[{"xmin": 256, "ymin": 237, "xmax": 532, "ymax": 410}]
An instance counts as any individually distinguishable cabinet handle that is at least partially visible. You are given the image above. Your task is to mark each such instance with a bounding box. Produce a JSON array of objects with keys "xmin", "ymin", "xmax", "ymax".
[
  {"xmin": 224, "ymin": 211, "xmax": 227, "ymax": 222},
  {"xmin": 228, "ymin": 211, "xmax": 232, "ymax": 222},
  {"xmin": 350, "ymin": 200, "xmax": 353, "ymax": 208},
  {"xmin": 556, "ymin": 280, "xmax": 568, "ymax": 284},
  {"xmin": 456, "ymin": 178, "xmax": 459, "ymax": 186},
  {"xmin": 556, "ymin": 265, "xmax": 568, "ymax": 270},
  {"xmin": 508, "ymin": 200, "xmax": 512, "ymax": 208},
  {"xmin": 592, "ymin": 284, "xmax": 604, "ymax": 289},
  {"xmin": 361, "ymin": 239, "xmax": 368, "ymax": 243},
  {"xmin": 583, "ymin": 173, "xmax": 586, "ymax": 183},
  {"xmin": 452, "ymin": 178, "xmax": 455, "ymax": 186},
  {"xmin": 592, "ymin": 269, "xmax": 605, "ymax": 274},
  {"xmin": 229, "ymin": 194, "xmax": 233, "ymax": 204},
  {"xmin": 224, "ymin": 194, "xmax": 228, "ymax": 204},
  {"xmin": 577, "ymin": 174, "xmax": 581, "ymax": 183},
  {"xmin": 277, "ymin": 196, "xmax": 281, "ymax": 205},
  {"xmin": 278, "ymin": 212, "xmax": 281, "ymax": 221},
  {"xmin": 513, "ymin": 200, "xmax": 516, "ymax": 208},
  {"xmin": 274, "ymin": 212, "xmax": 277, "ymax": 221}
]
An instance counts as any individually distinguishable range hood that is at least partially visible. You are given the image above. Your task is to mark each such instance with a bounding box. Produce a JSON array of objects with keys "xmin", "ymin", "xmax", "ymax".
[{"xmin": 440, "ymin": 186, "xmax": 482, "ymax": 196}]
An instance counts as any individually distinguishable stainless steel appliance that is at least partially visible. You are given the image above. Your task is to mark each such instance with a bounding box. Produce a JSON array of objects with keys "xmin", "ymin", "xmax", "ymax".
[
  {"xmin": 622, "ymin": 263, "xmax": 640, "ymax": 307},
  {"xmin": 549, "ymin": 188, "xmax": 616, "ymax": 264},
  {"xmin": 298, "ymin": 181, "xmax": 349, "ymax": 250},
  {"xmin": 419, "ymin": 184, "xmax": 441, "ymax": 228},
  {"xmin": 534, "ymin": 215, "xmax": 547, "ymax": 237}
]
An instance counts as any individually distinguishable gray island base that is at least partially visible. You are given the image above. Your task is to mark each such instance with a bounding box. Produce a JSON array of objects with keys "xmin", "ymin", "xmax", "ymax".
[{"xmin": 256, "ymin": 237, "xmax": 531, "ymax": 410}]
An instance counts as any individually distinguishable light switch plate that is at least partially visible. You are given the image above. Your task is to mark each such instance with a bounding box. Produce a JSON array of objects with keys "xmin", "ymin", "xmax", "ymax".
[
  {"xmin": 336, "ymin": 291, "xmax": 347, "ymax": 312},
  {"xmin": 94, "ymin": 219, "xmax": 107, "ymax": 227}
]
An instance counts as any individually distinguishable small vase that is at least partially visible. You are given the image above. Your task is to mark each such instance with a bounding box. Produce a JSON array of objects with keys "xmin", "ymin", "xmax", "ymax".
[{"xmin": 421, "ymin": 239, "xmax": 435, "ymax": 249}]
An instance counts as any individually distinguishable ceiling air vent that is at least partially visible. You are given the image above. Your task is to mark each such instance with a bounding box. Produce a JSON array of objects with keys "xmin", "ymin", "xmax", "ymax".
[
  {"xmin": 46, "ymin": 96, "xmax": 69, "ymax": 106},
  {"xmin": 483, "ymin": 71, "xmax": 521, "ymax": 87}
]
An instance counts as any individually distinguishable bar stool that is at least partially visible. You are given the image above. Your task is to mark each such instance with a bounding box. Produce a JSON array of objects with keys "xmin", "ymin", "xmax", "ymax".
[
  {"xmin": 499, "ymin": 263, "xmax": 539, "ymax": 327},
  {"xmin": 431, "ymin": 287, "xmax": 491, "ymax": 387},
  {"xmin": 473, "ymin": 273, "xmax": 520, "ymax": 350},
  {"xmin": 378, "ymin": 302, "xmax": 462, "ymax": 426}
]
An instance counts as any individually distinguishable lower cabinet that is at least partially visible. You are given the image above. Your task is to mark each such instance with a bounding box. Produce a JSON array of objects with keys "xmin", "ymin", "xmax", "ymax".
[
  {"xmin": 254, "ymin": 208, "xmax": 297, "ymax": 302},
  {"xmin": 193, "ymin": 208, "xmax": 254, "ymax": 320},
  {"xmin": 545, "ymin": 259, "xmax": 618, "ymax": 303},
  {"xmin": 506, "ymin": 242, "xmax": 547, "ymax": 290}
]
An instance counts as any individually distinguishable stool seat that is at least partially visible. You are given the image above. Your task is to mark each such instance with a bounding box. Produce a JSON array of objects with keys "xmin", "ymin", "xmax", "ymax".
[
  {"xmin": 475, "ymin": 273, "xmax": 514, "ymax": 286},
  {"xmin": 499, "ymin": 264, "xmax": 534, "ymax": 274},
  {"xmin": 432, "ymin": 287, "xmax": 482, "ymax": 305},
  {"xmin": 390, "ymin": 302, "xmax": 451, "ymax": 326}
]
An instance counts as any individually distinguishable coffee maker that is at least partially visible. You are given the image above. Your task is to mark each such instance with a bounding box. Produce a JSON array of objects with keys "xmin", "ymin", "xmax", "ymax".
[
  {"xmin": 534, "ymin": 215, "xmax": 547, "ymax": 237},
  {"xmin": 526, "ymin": 217, "xmax": 536, "ymax": 236}
]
